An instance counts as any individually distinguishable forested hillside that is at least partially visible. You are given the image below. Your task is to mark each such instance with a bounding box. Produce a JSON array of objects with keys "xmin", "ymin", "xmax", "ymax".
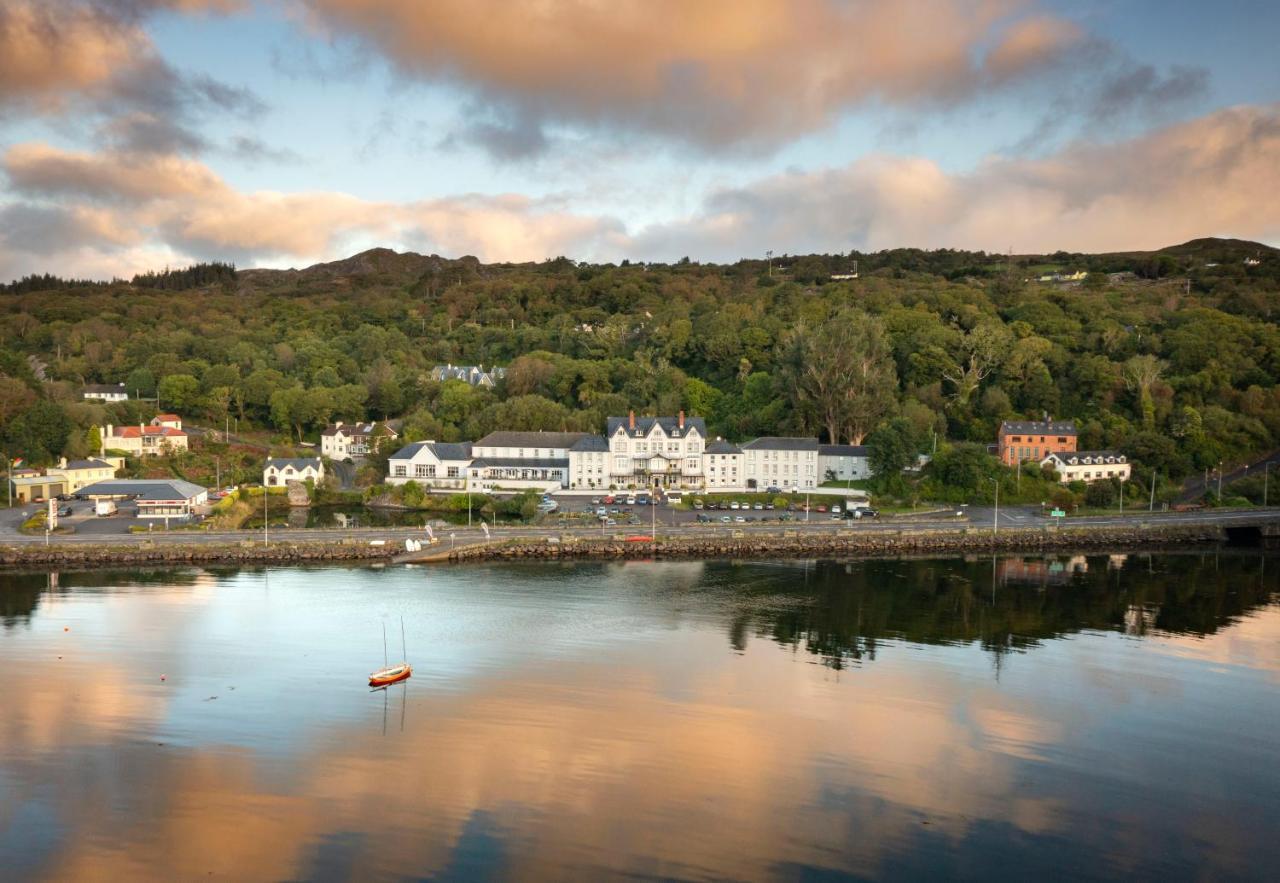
[{"xmin": 2, "ymin": 240, "xmax": 1277, "ymax": 490}]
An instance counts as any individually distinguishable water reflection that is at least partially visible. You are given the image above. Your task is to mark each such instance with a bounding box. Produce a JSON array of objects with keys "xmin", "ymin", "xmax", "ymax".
[{"xmin": 0, "ymin": 553, "xmax": 1277, "ymax": 880}]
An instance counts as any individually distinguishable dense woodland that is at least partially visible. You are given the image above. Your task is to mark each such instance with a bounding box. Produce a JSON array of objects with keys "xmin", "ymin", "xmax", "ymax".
[{"xmin": 1, "ymin": 239, "xmax": 1277, "ymax": 504}]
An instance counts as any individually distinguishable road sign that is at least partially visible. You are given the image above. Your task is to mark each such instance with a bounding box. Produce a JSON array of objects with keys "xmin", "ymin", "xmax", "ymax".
[{"xmin": 1050, "ymin": 509, "xmax": 1066, "ymax": 518}]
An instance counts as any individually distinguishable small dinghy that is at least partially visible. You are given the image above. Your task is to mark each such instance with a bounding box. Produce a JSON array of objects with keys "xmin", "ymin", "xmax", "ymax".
[
  {"xmin": 369, "ymin": 618, "xmax": 412, "ymax": 687},
  {"xmin": 369, "ymin": 662, "xmax": 412, "ymax": 687}
]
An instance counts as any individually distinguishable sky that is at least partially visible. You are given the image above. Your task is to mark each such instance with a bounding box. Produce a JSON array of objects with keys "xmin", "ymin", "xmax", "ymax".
[{"xmin": 1, "ymin": 0, "xmax": 1278, "ymax": 281}]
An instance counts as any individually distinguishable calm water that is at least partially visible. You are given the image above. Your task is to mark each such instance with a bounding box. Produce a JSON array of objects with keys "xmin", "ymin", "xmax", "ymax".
[{"xmin": 2, "ymin": 552, "xmax": 1279, "ymax": 881}]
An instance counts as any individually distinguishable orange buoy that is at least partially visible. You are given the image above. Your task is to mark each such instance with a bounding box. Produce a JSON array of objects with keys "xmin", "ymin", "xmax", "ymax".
[
  {"xmin": 160, "ymin": 674, "xmax": 167, "ymax": 681},
  {"xmin": 64, "ymin": 627, "xmax": 69, "ymax": 632}
]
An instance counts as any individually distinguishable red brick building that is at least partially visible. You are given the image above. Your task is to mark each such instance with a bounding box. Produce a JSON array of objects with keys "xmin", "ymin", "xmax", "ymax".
[{"xmin": 997, "ymin": 420, "xmax": 1077, "ymax": 465}]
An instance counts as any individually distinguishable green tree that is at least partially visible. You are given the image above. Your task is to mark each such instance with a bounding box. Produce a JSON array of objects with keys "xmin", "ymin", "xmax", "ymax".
[{"xmin": 157, "ymin": 373, "xmax": 200, "ymax": 412}]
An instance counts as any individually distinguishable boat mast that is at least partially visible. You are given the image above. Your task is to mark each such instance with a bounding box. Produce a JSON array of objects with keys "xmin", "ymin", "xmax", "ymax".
[
  {"xmin": 383, "ymin": 621, "xmax": 388, "ymax": 667},
  {"xmin": 400, "ymin": 616, "xmax": 407, "ymax": 662}
]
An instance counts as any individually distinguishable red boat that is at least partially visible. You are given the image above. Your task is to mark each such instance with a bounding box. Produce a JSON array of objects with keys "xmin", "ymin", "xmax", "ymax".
[
  {"xmin": 369, "ymin": 662, "xmax": 412, "ymax": 687},
  {"xmin": 369, "ymin": 618, "xmax": 412, "ymax": 686}
]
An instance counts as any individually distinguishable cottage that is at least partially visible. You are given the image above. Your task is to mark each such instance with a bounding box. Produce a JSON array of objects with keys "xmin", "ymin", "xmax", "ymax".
[
  {"xmin": 1041, "ymin": 451, "xmax": 1131, "ymax": 484},
  {"xmin": 998, "ymin": 420, "xmax": 1077, "ymax": 466},
  {"xmin": 818, "ymin": 444, "xmax": 872, "ymax": 482},
  {"xmin": 386, "ymin": 442, "xmax": 472, "ymax": 490},
  {"xmin": 606, "ymin": 411, "xmax": 705, "ymax": 490},
  {"xmin": 741, "ymin": 437, "xmax": 819, "ymax": 491},
  {"xmin": 320, "ymin": 421, "xmax": 398, "ymax": 461},
  {"xmin": 82, "ymin": 383, "xmax": 129, "ymax": 402},
  {"xmin": 263, "ymin": 457, "xmax": 324, "ymax": 487}
]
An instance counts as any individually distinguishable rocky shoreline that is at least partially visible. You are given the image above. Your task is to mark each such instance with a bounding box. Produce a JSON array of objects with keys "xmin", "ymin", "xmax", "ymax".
[
  {"xmin": 0, "ymin": 523, "xmax": 1243, "ymax": 570},
  {"xmin": 442, "ymin": 523, "xmax": 1231, "ymax": 563},
  {"xmin": 0, "ymin": 541, "xmax": 397, "ymax": 569}
]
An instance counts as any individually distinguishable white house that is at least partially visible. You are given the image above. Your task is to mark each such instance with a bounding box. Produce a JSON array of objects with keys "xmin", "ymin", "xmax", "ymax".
[
  {"xmin": 819, "ymin": 444, "xmax": 872, "ymax": 483},
  {"xmin": 386, "ymin": 442, "xmax": 473, "ymax": 491},
  {"xmin": 606, "ymin": 412, "xmax": 705, "ymax": 490},
  {"xmin": 320, "ymin": 421, "xmax": 398, "ymax": 461},
  {"xmin": 1041, "ymin": 451, "xmax": 1131, "ymax": 484},
  {"xmin": 703, "ymin": 439, "xmax": 744, "ymax": 490},
  {"xmin": 431, "ymin": 364, "xmax": 507, "ymax": 388},
  {"xmin": 264, "ymin": 457, "xmax": 324, "ymax": 487},
  {"xmin": 47, "ymin": 457, "xmax": 123, "ymax": 492},
  {"xmin": 568, "ymin": 435, "xmax": 610, "ymax": 490},
  {"xmin": 82, "ymin": 383, "xmax": 129, "ymax": 402},
  {"xmin": 467, "ymin": 430, "xmax": 588, "ymax": 492},
  {"xmin": 101, "ymin": 419, "xmax": 188, "ymax": 456},
  {"xmin": 741, "ymin": 437, "xmax": 819, "ymax": 491}
]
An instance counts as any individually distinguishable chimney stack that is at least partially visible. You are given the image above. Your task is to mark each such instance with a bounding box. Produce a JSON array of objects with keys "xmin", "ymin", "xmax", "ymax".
[
  {"xmin": 59, "ymin": 457, "xmax": 67, "ymax": 469},
  {"xmin": 629, "ymin": 410, "xmax": 635, "ymax": 430},
  {"xmin": 678, "ymin": 410, "xmax": 685, "ymax": 429}
]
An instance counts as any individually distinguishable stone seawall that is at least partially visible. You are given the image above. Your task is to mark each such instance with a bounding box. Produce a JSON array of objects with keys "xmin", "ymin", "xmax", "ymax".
[
  {"xmin": 443, "ymin": 524, "xmax": 1227, "ymax": 563},
  {"xmin": 0, "ymin": 541, "xmax": 398, "ymax": 569}
]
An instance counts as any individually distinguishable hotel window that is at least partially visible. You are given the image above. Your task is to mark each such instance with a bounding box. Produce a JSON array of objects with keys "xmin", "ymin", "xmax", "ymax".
[
  {"xmin": 393, "ymin": 465, "xmax": 406, "ymax": 477},
  {"xmin": 447, "ymin": 466, "xmax": 459, "ymax": 478},
  {"xmin": 416, "ymin": 464, "xmax": 435, "ymax": 478}
]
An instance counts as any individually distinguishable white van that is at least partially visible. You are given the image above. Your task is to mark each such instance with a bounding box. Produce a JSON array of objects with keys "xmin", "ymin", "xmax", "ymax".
[{"xmin": 665, "ymin": 492, "xmax": 683, "ymax": 506}]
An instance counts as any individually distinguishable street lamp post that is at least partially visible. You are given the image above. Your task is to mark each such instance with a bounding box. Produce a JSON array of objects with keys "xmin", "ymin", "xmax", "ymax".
[
  {"xmin": 990, "ymin": 477, "xmax": 1000, "ymax": 535},
  {"xmin": 1265, "ymin": 462, "xmax": 1274, "ymax": 507},
  {"xmin": 1217, "ymin": 462, "xmax": 1223, "ymax": 502}
]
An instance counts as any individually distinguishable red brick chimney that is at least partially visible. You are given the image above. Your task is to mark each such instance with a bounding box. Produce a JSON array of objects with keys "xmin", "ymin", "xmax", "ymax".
[
  {"xmin": 629, "ymin": 410, "xmax": 635, "ymax": 430},
  {"xmin": 678, "ymin": 410, "xmax": 685, "ymax": 429}
]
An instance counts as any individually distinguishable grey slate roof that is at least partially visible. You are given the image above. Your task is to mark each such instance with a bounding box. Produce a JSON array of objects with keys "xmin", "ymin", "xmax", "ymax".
[
  {"xmin": 82, "ymin": 384, "xmax": 127, "ymax": 394},
  {"xmin": 389, "ymin": 442, "xmax": 473, "ymax": 461},
  {"xmin": 474, "ymin": 431, "xmax": 590, "ymax": 449},
  {"xmin": 741, "ymin": 436, "xmax": 820, "ymax": 451},
  {"xmin": 819, "ymin": 444, "xmax": 869, "ymax": 457},
  {"xmin": 1046, "ymin": 450, "xmax": 1126, "ymax": 465},
  {"xmin": 570, "ymin": 435, "xmax": 609, "ymax": 452},
  {"xmin": 265, "ymin": 457, "xmax": 323, "ymax": 470},
  {"xmin": 706, "ymin": 440, "xmax": 742, "ymax": 454},
  {"xmin": 606, "ymin": 415, "xmax": 707, "ymax": 439},
  {"xmin": 468, "ymin": 457, "xmax": 569, "ymax": 469},
  {"xmin": 60, "ymin": 459, "xmax": 115, "ymax": 470},
  {"xmin": 76, "ymin": 479, "xmax": 206, "ymax": 501},
  {"xmin": 999, "ymin": 420, "xmax": 1077, "ymax": 436}
]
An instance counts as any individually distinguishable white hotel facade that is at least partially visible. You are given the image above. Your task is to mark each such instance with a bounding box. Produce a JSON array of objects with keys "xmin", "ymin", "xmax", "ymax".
[{"xmin": 385, "ymin": 412, "xmax": 866, "ymax": 494}]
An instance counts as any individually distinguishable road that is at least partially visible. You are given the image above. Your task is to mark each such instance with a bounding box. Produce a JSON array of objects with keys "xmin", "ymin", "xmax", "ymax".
[
  {"xmin": 1176, "ymin": 450, "xmax": 1280, "ymax": 503},
  {"xmin": 3, "ymin": 502, "xmax": 1277, "ymax": 548}
]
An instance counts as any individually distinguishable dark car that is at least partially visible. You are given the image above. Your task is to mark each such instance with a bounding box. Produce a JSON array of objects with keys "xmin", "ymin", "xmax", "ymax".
[{"xmin": 58, "ymin": 505, "xmax": 73, "ymax": 517}]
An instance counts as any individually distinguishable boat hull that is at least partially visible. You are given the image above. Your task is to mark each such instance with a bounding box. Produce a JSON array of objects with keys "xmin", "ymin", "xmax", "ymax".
[{"xmin": 369, "ymin": 663, "xmax": 412, "ymax": 686}]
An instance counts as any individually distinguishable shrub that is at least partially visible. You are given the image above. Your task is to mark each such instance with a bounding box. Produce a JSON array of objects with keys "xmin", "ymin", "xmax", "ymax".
[{"xmin": 1084, "ymin": 480, "xmax": 1117, "ymax": 507}]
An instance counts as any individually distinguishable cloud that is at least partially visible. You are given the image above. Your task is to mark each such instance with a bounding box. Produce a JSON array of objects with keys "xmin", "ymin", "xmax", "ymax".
[
  {"xmin": 625, "ymin": 103, "xmax": 1280, "ymax": 258},
  {"xmin": 3, "ymin": 103, "xmax": 1277, "ymax": 281},
  {"xmin": 439, "ymin": 106, "xmax": 551, "ymax": 161},
  {"xmin": 227, "ymin": 136, "xmax": 303, "ymax": 165},
  {"xmin": 298, "ymin": 0, "xmax": 1085, "ymax": 150}
]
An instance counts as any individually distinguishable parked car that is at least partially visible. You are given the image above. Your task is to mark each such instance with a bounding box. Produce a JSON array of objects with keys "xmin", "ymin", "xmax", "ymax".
[
  {"xmin": 591, "ymin": 497, "xmax": 601, "ymax": 505},
  {"xmin": 753, "ymin": 503, "xmax": 763, "ymax": 510},
  {"xmin": 626, "ymin": 495, "xmax": 636, "ymax": 505},
  {"xmin": 693, "ymin": 500, "xmax": 704, "ymax": 509},
  {"xmin": 734, "ymin": 515, "xmax": 745, "ymax": 523},
  {"xmin": 831, "ymin": 505, "xmax": 841, "ymax": 514},
  {"xmin": 849, "ymin": 507, "xmax": 879, "ymax": 519},
  {"xmin": 765, "ymin": 486, "xmax": 781, "ymax": 494},
  {"xmin": 720, "ymin": 515, "xmax": 732, "ymax": 523},
  {"xmin": 603, "ymin": 495, "xmax": 615, "ymax": 504},
  {"xmin": 765, "ymin": 503, "xmax": 775, "ymax": 510},
  {"xmin": 58, "ymin": 505, "xmax": 73, "ymax": 517},
  {"xmin": 596, "ymin": 506, "xmax": 607, "ymax": 517},
  {"xmin": 816, "ymin": 505, "xmax": 827, "ymax": 513},
  {"xmin": 730, "ymin": 501, "xmax": 740, "ymax": 510},
  {"xmin": 696, "ymin": 513, "xmax": 710, "ymax": 523},
  {"xmin": 605, "ymin": 518, "xmax": 616, "ymax": 526}
]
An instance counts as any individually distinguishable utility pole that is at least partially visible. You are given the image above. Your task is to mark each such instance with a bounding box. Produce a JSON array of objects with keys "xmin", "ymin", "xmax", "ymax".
[
  {"xmin": 766, "ymin": 250, "xmax": 774, "ymax": 278},
  {"xmin": 263, "ymin": 489, "xmax": 268, "ymax": 547},
  {"xmin": 1265, "ymin": 462, "xmax": 1273, "ymax": 507},
  {"xmin": 1119, "ymin": 476, "xmax": 1125, "ymax": 515},
  {"xmin": 1217, "ymin": 462, "xmax": 1223, "ymax": 502},
  {"xmin": 1149, "ymin": 471, "xmax": 1157, "ymax": 512},
  {"xmin": 991, "ymin": 478, "xmax": 1000, "ymax": 535}
]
